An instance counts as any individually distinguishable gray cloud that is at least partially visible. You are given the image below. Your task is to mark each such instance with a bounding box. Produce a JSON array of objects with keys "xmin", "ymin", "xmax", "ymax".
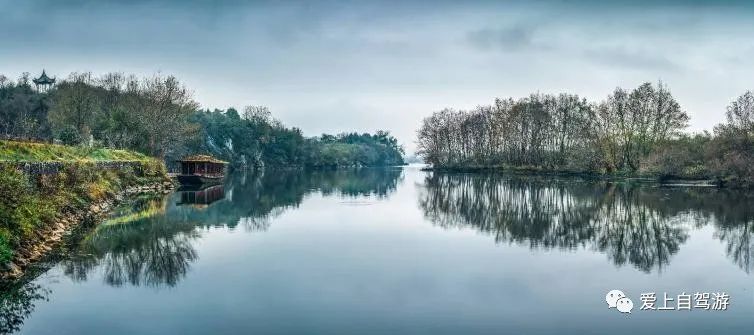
[
  {"xmin": 582, "ymin": 46, "xmax": 682, "ymax": 71},
  {"xmin": 466, "ymin": 25, "xmax": 538, "ymax": 51},
  {"xmin": 2, "ymin": 0, "xmax": 754, "ymax": 153}
]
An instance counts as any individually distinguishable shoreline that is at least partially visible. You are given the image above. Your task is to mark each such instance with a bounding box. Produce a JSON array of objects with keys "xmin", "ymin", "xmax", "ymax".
[
  {"xmin": 421, "ymin": 166, "xmax": 721, "ymax": 187},
  {"xmin": 0, "ymin": 180, "xmax": 175, "ymax": 281}
]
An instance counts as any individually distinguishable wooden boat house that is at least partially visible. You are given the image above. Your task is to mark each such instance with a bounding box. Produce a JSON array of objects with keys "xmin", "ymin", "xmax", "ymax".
[{"xmin": 176, "ymin": 155, "xmax": 228, "ymax": 185}]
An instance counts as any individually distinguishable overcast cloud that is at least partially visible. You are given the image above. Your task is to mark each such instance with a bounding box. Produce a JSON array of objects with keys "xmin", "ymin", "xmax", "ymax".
[{"xmin": 2, "ymin": 0, "xmax": 754, "ymax": 153}]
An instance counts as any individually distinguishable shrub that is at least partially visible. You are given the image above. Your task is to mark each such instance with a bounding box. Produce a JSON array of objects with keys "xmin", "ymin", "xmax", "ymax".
[
  {"xmin": 0, "ymin": 231, "xmax": 13, "ymax": 264},
  {"xmin": 56, "ymin": 125, "xmax": 82, "ymax": 146},
  {"xmin": 642, "ymin": 134, "xmax": 712, "ymax": 180},
  {"xmin": 705, "ymin": 129, "xmax": 754, "ymax": 187},
  {"xmin": 0, "ymin": 167, "xmax": 45, "ymax": 239}
]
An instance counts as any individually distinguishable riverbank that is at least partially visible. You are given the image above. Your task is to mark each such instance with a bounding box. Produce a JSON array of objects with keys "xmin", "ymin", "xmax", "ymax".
[
  {"xmin": 0, "ymin": 140, "xmax": 174, "ymax": 280},
  {"xmin": 2, "ymin": 181, "xmax": 174, "ymax": 280},
  {"xmin": 421, "ymin": 165, "xmax": 721, "ymax": 187}
]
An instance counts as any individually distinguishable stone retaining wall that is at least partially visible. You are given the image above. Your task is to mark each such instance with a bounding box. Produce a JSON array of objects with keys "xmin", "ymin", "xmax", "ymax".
[{"xmin": 0, "ymin": 160, "xmax": 150, "ymax": 175}]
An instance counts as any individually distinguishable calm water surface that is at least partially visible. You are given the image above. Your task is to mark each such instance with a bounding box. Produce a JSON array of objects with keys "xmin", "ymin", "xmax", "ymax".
[{"xmin": 3, "ymin": 167, "xmax": 754, "ymax": 334}]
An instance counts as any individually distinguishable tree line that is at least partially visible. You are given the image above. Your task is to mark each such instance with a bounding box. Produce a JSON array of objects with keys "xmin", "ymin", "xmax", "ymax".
[
  {"xmin": 191, "ymin": 107, "xmax": 404, "ymax": 169},
  {"xmin": 0, "ymin": 72, "xmax": 404, "ymax": 168},
  {"xmin": 417, "ymin": 82, "xmax": 754, "ymax": 186}
]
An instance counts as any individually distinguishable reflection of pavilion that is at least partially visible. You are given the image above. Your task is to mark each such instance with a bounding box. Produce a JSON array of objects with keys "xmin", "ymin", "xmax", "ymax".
[{"xmin": 177, "ymin": 184, "xmax": 225, "ymax": 207}]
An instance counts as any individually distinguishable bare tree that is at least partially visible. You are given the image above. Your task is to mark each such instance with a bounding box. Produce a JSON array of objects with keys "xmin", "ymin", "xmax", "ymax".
[
  {"xmin": 417, "ymin": 82, "xmax": 688, "ymax": 173},
  {"xmin": 131, "ymin": 75, "xmax": 199, "ymax": 157},
  {"xmin": 725, "ymin": 91, "xmax": 754, "ymax": 134}
]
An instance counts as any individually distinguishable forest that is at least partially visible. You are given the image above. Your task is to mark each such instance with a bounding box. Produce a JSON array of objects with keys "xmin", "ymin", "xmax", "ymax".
[
  {"xmin": 0, "ymin": 72, "xmax": 405, "ymax": 169},
  {"xmin": 417, "ymin": 82, "xmax": 754, "ymax": 186}
]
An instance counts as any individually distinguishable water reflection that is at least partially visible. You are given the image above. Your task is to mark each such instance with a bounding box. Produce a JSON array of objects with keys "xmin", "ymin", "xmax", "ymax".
[
  {"xmin": 62, "ymin": 196, "xmax": 199, "ymax": 287},
  {"xmin": 712, "ymin": 199, "xmax": 754, "ymax": 273},
  {"xmin": 60, "ymin": 168, "xmax": 404, "ymax": 288},
  {"xmin": 4, "ymin": 168, "xmax": 754, "ymax": 335},
  {"xmin": 177, "ymin": 184, "xmax": 226, "ymax": 206},
  {"xmin": 418, "ymin": 173, "xmax": 754, "ymax": 273},
  {"xmin": 0, "ymin": 281, "xmax": 49, "ymax": 334}
]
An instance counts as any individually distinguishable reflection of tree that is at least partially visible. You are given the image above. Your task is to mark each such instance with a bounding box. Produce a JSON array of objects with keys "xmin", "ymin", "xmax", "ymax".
[
  {"xmin": 62, "ymin": 197, "xmax": 198, "ymax": 288},
  {"xmin": 0, "ymin": 281, "xmax": 49, "ymax": 334},
  {"xmin": 419, "ymin": 173, "xmax": 694, "ymax": 273},
  {"xmin": 711, "ymin": 193, "xmax": 754, "ymax": 273},
  {"xmin": 420, "ymin": 174, "xmax": 608, "ymax": 248},
  {"xmin": 101, "ymin": 233, "xmax": 197, "ymax": 287},
  {"xmin": 169, "ymin": 168, "xmax": 403, "ymax": 229},
  {"xmin": 591, "ymin": 192, "xmax": 688, "ymax": 272},
  {"xmin": 311, "ymin": 168, "xmax": 403, "ymax": 198},
  {"xmin": 60, "ymin": 168, "xmax": 404, "ymax": 288},
  {"xmin": 715, "ymin": 224, "xmax": 754, "ymax": 273},
  {"xmin": 0, "ymin": 167, "xmax": 402, "ymax": 333}
]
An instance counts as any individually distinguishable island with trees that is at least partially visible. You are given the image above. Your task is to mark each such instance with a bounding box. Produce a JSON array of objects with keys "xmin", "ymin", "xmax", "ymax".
[{"xmin": 416, "ymin": 82, "xmax": 754, "ymax": 187}]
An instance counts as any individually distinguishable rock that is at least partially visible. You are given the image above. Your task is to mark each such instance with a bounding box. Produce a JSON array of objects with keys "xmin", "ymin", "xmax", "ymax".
[
  {"xmin": 17, "ymin": 250, "xmax": 30, "ymax": 259},
  {"xmin": 7, "ymin": 263, "xmax": 22, "ymax": 278}
]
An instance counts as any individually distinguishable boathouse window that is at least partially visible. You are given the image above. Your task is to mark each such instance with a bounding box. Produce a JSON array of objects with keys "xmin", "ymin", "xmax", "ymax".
[{"xmin": 178, "ymin": 155, "xmax": 227, "ymax": 176}]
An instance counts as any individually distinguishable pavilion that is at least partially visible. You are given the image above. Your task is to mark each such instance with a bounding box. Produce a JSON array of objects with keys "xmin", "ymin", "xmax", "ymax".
[{"xmin": 32, "ymin": 70, "xmax": 56, "ymax": 92}]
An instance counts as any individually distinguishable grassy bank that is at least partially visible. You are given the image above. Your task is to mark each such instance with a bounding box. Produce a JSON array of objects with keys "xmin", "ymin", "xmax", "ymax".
[
  {"xmin": 0, "ymin": 140, "xmax": 151, "ymax": 162},
  {"xmin": 0, "ymin": 141, "xmax": 168, "ymax": 268}
]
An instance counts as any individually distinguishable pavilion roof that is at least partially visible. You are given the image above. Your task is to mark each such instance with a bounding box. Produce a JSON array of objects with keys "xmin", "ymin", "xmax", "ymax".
[{"xmin": 33, "ymin": 70, "xmax": 56, "ymax": 85}]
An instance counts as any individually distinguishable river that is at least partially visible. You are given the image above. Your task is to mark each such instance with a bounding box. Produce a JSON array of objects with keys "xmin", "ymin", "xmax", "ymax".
[{"xmin": 2, "ymin": 166, "xmax": 754, "ymax": 334}]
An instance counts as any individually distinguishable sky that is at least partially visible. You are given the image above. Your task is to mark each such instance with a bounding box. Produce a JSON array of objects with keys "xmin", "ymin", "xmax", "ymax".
[{"xmin": 2, "ymin": 0, "xmax": 754, "ymax": 153}]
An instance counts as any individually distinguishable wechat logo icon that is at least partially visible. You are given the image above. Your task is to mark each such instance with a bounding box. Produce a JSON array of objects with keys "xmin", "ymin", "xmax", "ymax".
[{"xmin": 606, "ymin": 290, "xmax": 633, "ymax": 314}]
